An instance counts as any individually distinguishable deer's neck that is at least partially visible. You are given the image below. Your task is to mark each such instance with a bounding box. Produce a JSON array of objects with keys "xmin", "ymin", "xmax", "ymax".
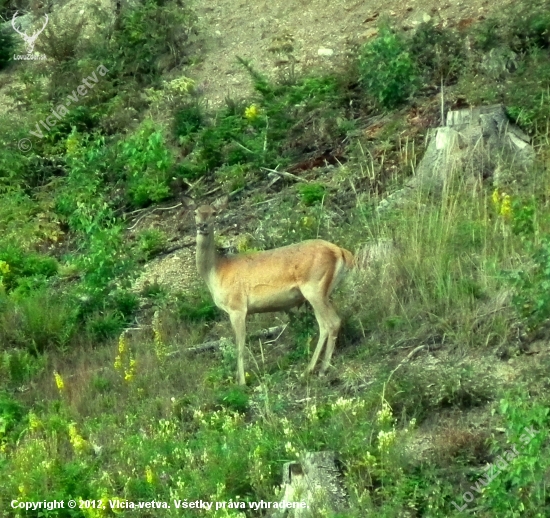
[{"xmin": 196, "ymin": 230, "xmax": 219, "ymax": 285}]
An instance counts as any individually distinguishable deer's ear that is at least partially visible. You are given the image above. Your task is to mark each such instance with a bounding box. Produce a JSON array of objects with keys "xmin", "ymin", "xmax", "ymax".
[{"xmin": 212, "ymin": 195, "xmax": 228, "ymax": 212}]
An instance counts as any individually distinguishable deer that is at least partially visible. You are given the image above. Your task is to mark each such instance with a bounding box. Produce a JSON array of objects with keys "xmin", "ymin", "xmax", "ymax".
[
  {"xmin": 12, "ymin": 11, "xmax": 49, "ymax": 55},
  {"xmin": 194, "ymin": 202, "xmax": 354, "ymax": 385}
]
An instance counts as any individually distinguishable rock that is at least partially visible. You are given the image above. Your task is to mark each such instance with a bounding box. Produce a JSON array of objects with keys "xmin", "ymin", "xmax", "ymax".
[
  {"xmin": 361, "ymin": 28, "xmax": 379, "ymax": 40},
  {"xmin": 317, "ymin": 48, "xmax": 334, "ymax": 57}
]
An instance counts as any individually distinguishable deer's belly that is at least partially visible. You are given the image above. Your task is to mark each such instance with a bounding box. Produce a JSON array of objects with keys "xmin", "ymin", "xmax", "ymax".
[{"xmin": 247, "ymin": 287, "xmax": 305, "ymax": 313}]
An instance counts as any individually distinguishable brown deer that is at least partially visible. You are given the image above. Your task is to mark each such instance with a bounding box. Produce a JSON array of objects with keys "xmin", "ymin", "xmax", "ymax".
[{"xmin": 194, "ymin": 203, "xmax": 354, "ymax": 385}]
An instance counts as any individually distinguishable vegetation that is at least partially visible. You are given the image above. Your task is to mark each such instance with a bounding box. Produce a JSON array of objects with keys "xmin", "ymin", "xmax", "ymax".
[{"xmin": 1, "ymin": 0, "xmax": 550, "ymax": 516}]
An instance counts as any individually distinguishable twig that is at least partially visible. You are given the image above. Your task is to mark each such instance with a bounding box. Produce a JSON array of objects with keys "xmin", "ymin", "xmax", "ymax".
[
  {"xmin": 127, "ymin": 202, "xmax": 183, "ymax": 231},
  {"xmin": 260, "ymin": 167, "xmax": 308, "ymax": 183},
  {"xmin": 204, "ymin": 185, "xmax": 222, "ymax": 196},
  {"xmin": 385, "ymin": 345, "xmax": 427, "ymax": 385},
  {"xmin": 166, "ymin": 325, "xmax": 287, "ymax": 358}
]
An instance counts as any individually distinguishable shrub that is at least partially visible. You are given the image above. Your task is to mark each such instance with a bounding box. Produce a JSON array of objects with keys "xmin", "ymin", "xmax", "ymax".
[
  {"xmin": 409, "ymin": 22, "xmax": 465, "ymax": 83},
  {"xmin": 112, "ymin": 0, "xmax": 197, "ymax": 81},
  {"xmin": 0, "ymin": 245, "xmax": 58, "ymax": 294},
  {"xmin": 120, "ymin": 122, "xmax": 174, "ymax": 207},
  {"xmin": 297, "ymin": 183, "xmax": 326, "ymax": 206},
  {"xmin": 359, "ymin": 27, "xmax": 417, "ymax": 109},
  {"xmin": 174, "ymin": 102, "xmax": 204, "ymax": 139},
  {"xmin": 177, "ymin": 292, "xmax": 219, "ymax": 322},
  {"xmin": 137, "ymin": 229, "xmax": 167, "ymax": 260},
  {"xmin": 0, "ymin": 25, "xmax": 16, "ymax": 70},
  {"xmin": 0, "ymin": 291, "xmax": 75, "ymax": 353}
]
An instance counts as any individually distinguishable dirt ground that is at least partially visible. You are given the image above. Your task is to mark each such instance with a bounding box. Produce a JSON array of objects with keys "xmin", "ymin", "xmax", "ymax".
[{"xmin": 190, "ymin": 0, "xmax": 512, "ymax": 107}]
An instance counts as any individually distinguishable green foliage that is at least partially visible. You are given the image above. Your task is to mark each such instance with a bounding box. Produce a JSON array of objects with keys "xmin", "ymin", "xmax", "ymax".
[
  {"xmin": 0, "ymin": 392, "xmax": 24, "ymax": 441},
  {"xmin": 137, "ymin": 229, "xmax": 167, "ymax": 260},
  {"xmin": 76, "ymin": 226, "xmax": 133, "ymax": 299},
  {"xmin": 0, "ymin": 349, "xmax": 45, "ymax": 386},
  {"xmin": 509, "ymin": 234, "xmax": 550, "ymax": 330},
  {"xmin": 120, "ymin": 121, "xmax": 173, "ymax": 207},
  {"xmin": 55, "ymin": 132, "xmax": 116, "ymax": 233},
  {"xmin": 0, "ymin": 290, "xmax": 76, "ymax": 353},
  {"xmin": 0, "ymin": 245, "xmax": 58, "ymax": 294},
  {"xmin": 86, "ymin": 311, "xmax": 124, "ymax": 342},
  {"xmin": 0, "ymin": 25, "xmax": 15, "ymax": 70},
  {"xmin": 481, "ymin": 397, "xmax": 550, "ymax": 516},
  {"xmin": 359, "ymin": 27, "xmax": 417, "ymax": 108},
  {"xmin": 409, "ymin": 22, "xmax": 465, "ymax": 83},
  {"xmin": 217, "ymin": 387, "xmax": 249, "ymax": 413},
  {"xmin": 176, "ymin": 293, "xmax": 219, "ymax": 322},
  {"xmin": 174, "ymin": 102, "xmax": 204, "ymax": 139},
  {"xmin": 297, "ymin": 182, "xmax": 326, "ymax": 206},
  {"xmin": 113, "ymin": 0, "xmax": 197, "ymax": 80}
]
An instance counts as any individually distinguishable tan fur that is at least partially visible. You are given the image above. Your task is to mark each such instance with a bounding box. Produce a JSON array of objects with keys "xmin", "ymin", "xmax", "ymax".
[{"xmin": 195, "ymin": 204, "xmax": 353, "ymax": 385}]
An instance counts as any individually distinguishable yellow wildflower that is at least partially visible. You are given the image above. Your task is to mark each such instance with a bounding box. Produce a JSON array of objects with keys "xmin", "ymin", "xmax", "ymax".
[
  {"xmin": 376, "ymin": 401, "xmax": 394, "ymax": 426},
  {"xmin": 244, "ymin": 104, "xmax": 259, "ymax": 121},
  {"xmin": 500, "ymin": 193, "xmax": 512, "ymax": 219},
  {"xmin": 54, "ymin": 371, "xmax": 65, "ymax": 391},
  {"xmin": 145, "ymin": 465, "xmax": 154, "ymax": 484},
  {"xmin": 0, "ymin": 261, "xmax": 10, "ymax": 275},
  {"xmin": 377, "ymin": 428, "xmax": 397, "ymax": 452},
  {"xmin": 68, "ymin": 423, "xmax": 88, "ymax": 453},
  {"xmin": 114, "ymin": 355, "xmax": 122, "ymax": 371},
  {"xmin": 28, "ymin": 412, "xmax": 41, "ymax": 432},
  {"xmin": 118, "ymin": 333, "xmax": 128, "ymax": 354}
]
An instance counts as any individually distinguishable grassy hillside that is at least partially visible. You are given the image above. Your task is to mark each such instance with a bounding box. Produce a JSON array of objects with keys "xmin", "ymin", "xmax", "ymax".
[{"xmin": 1, "ymin": 0, "xmax": 550, "ymax": 516}]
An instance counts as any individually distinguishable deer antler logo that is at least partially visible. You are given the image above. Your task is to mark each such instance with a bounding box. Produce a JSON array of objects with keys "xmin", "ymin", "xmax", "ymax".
[{"xmin": 12, "ymin": 11, "xmax": 49, "ymax": 55}]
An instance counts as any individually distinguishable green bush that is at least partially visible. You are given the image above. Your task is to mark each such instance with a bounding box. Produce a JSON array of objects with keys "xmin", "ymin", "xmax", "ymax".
[
  {"xmin": 120, "ymin": 122, "xmax": 174, "ymax": 207},
  {"xmin": 297, "ymin": 182, "xmax": 326, "ymax": 206},
  {"xmin": 0, "ymin": 26, "xmax": 16, "ymax": 70},
  {"xmin": 0, "ymin": 246, "xmax": 58, "ymax": 294},
  {"xmin": 409, "ymin": 22, "xmax": 465, "ymax": 83},
  {"xmin": 174, "ymin": 102, "xmax": 204, "ymax": 138},
  {"xmin": 177, "ymin": 293, "xmax": 219, "ymax": 322},
  {"xmin": 359, "ymin": 27, "xmax": 417, "ymax": 109},
  {"xmin": 113, "ymin": 0, "xmax": 197, "ymax": 81},
  {"xmin": 137, "ymin": 229, "xmax": 167, "ymax": 260},
  {"xmin": 0, "ymin": 291, "xmax": 75, "ymax": 353}
]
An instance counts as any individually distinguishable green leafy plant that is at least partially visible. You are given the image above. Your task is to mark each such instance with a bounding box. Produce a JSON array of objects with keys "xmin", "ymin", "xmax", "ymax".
[
  {"xmin": 359, "ymin": 26, "xmax": 417, "ymax": 108},
  {"xmin": 0, "ymin": 26, "xmax": 16, "ymax": 70},
  {"xmin": 297, "ymin": 183, "xmax": 326, "ymax": 206},
  {"xmin": 177, "ymin": 292, "xmax": 219, "ymax": 322},
  {"xmin": 113, "ymin": 0, "xmax": 197, "ymax": 80},
  {"xmin": 409, "ymin": 22, "xmax": 465, "ymax": 83},
  {"xmin": 120, "ymin": 122, "xmax": 174, "ymax": 207},
  {"xmin": 217, "ymin": 387, "xmax": 249, "ymax": 413},
  {"xmin": 137, "ymin": 229, "xmax": 167, "ymax": 260}
]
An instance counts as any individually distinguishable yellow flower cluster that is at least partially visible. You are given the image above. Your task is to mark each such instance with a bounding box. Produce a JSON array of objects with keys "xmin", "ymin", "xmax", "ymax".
[
  {"xmin": 0, "ymin": 260, "xmax": 10, "ymax": 275},
  {"xmin": 244, "ymin": 104, "xmax": 259, "ymax": 121},
  {"xmin": 54, "ymin": 371, "xmax": 65, "ymax": 392},
  {"xmin": 28, "ymin": 412, "xmax": 42, "ymax": 432},
  {"xmin": 376, "ymin": 401, "xmax": 394, "ymax": 426},
  {"xmin": 65, "ymin": 133, "xmax": 80, "ymax": 155},
  {"xmin": 377, "ymin": 428, "xmax": 397, "ymax": 452},
  {"xmin": 492, "ymin": 189, "xmax": 513, "ymax": 219},
  {"xmin": 145, "ymin": 465, "xmax": 154, "ymax": 484},
  {"xmin": 114, "ymin": 332, "xmax": 136, "ymax": 383},
  {"xmin": 68, "ymin": 423, "xmax": 88, "ymax": 454}
]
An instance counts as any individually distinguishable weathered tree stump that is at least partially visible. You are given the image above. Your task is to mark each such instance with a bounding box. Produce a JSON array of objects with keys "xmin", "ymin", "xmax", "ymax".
[
  {"xmin": 271, "ymin": 451, "xmax": 348, "ymax": 518},
  {"xmin": 377, "ymin": 104, "xmax": 535, "ymax": 214}
]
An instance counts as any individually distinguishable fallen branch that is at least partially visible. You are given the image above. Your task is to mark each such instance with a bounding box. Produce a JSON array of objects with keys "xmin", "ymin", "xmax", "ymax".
[
  {"xmin": 167, "ymin": 325, "xmax": 287, "ymax": 357},
  {"xmin": 127, "ymin": 202, "xmax": 183, "ymax": 231},
  {"xmin": 261, "ymin": 167, "xmax": 308, "ymax": 183}
]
